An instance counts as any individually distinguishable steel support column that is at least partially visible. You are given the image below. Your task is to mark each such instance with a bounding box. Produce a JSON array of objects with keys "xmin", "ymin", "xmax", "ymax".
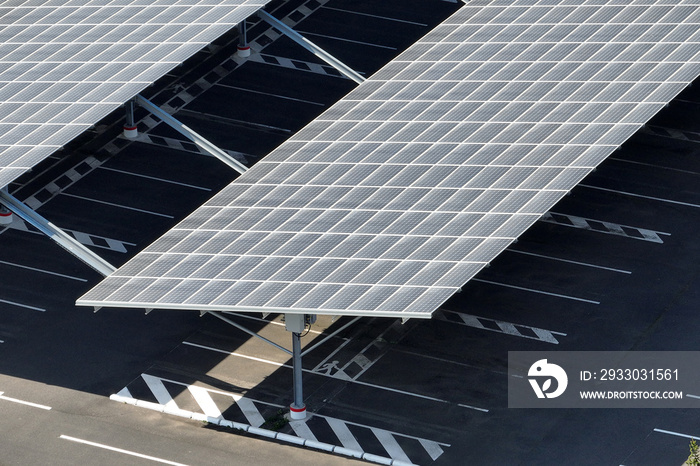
[
  {"xmin": 237, "ymin": 20, "xmax": 250, "ymax": 57},
  {"xmin": 290, "ymin": 330, "xmax": 306, "ymax": 419},
  {"xmin": 123, "ymin": 99, "xmax": 138, "ymax": 138}
]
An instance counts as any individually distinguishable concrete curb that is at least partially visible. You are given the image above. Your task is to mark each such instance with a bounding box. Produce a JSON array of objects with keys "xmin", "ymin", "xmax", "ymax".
[{"xmin": 109, "ymin": 394, "xmax": 415, "ymax": 466}]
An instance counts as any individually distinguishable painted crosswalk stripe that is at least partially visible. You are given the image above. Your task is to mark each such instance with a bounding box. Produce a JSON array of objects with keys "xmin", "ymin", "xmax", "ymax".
[
  {"xmin": 142, "ymin": 374, "xmax": 177, "ymax": 410},
  {"xmin": 372, "ymin": 428, "xmax": 412, "ymax": 463},
  {"xmin": 327, "ymin": 418, "xmax": 363, "ymax": 452},
  {"xmin": 187, "ymin": 386, "xmax": 222, "ymax": 419},
  {"xmin": 233, "ymin": 396, "xmax": 265, "ymax": 428}
]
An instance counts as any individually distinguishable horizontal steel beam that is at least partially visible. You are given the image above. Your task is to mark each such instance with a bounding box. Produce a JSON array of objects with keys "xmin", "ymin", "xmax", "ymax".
[
  {"xmin": 134, "ymin": 95, "xmax": 248, "ymax": 175},
  {"xmin": 0, "ymin": 191, "xmax": 116, "ymax": 277},
  {"xmin": 258, "ymin": 10, "xmax": 365, "ymax": 85}
]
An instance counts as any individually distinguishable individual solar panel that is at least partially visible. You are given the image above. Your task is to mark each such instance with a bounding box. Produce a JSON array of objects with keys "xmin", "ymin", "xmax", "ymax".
[
  {"xmin": 80, "ymin": 0, "xmax": 700, "ymax": 319},
  {"xmin": 0, "ymin": 0, "xmax": 269, "ymax": 188}
]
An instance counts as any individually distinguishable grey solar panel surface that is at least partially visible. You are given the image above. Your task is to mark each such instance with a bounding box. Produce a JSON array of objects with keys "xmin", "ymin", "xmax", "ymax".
[
  {"xmin": 0, "ymin": 0, "xmax": 267, "ymax": 188},
  {"xmin": 79, "ymin": 0, "xmax": 700, "ymax": 318}
]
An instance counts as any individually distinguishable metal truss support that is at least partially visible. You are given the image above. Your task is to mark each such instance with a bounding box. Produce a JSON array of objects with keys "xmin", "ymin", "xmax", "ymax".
[
  {"xmin": 208, "ymin": 311, "xmax": 315, "ymax": 420},
  {"xmin": 258, "ymin": 10, "xmax": 365, "ymax": 84},
  {"xmin": 134, "ymin": 95, "xmax": 248, "ymax": 175},
  {"xmin": 0, "ymin": 191, "xmax": 116, "ymax": 277}
]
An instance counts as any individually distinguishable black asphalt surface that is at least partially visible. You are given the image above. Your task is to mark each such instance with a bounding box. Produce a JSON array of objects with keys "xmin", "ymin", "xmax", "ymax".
[{"xmin": 1, "ymin": 0, "xmax": 699, "ymax": 465}]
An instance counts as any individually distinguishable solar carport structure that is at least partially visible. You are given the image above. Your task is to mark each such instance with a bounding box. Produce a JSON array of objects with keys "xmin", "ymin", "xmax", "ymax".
[
  {"xmin": 79, "ymin": 0, "xmax": 700, "ymax": 418},
  {"xmin": 0, "ymin": 0, "xmax": 268, "ymax": 273}
]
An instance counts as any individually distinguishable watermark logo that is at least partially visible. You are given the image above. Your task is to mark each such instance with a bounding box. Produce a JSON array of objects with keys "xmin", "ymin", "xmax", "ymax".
[{"xmin": 528, "ymin": 359, "xmax": 568, "ymax": 399}]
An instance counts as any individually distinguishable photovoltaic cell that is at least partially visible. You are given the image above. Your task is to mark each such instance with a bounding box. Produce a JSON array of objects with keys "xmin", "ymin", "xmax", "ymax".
[
  {"xmin": 0, "ymin": 0, "xmax": 269, "ymax": 188},
  {"xmin": 79, "ymin": 0, "xmax": 700, "ymax": 319}
]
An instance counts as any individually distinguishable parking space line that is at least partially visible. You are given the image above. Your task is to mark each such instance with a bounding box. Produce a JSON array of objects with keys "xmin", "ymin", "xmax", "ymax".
[
  {"xmin": 609, "ymin": 157, "xmax": 700, "ymax": 177},
  {"xmin": 579, "ymin": 184, "xmax": 700, "ymax": 209},
  {"xmin": 98, "ymin": 167, "xmax": 211, "ymax": 191},
  {"xmin": 321, "ymin": 6, "xmax": 428, "ymax": 26},
  {"xmin": 506, "ymin": 249, "xmax": 632, "ymax": 274},
  {"xmin": 60, "ymin": 193, "xmax": 174, "ymax": 218},
  {"xmin": 0, "ymin": 259, "xmax": 88, "ymax": 282},
  {"xmin": 59, "ymin": 435, "xmax": 188, "ymax": 466},
  {"xmin": 653, "ymin": 428, "xmax": 699, "ymax": 440},
  {"xmin": 182, "ymin": 341, "xmax": 488, "ymax": 411},
  {"xmin": 0, "ymin": 299, "xmax": 45, "ymax": 312},
  {"xmin": 296, "ymin": 31, "xmax": 397, "ymax": 50},
  {"xmin": 215, "ymin": 83, "xmax": 325, "ymax": 106},
  {"xmin": 0, "ymin": 392, "xmax": 51, "ymax": 410},
  {"xmin": 472, "ymin": 278, "xmax": 600, "ymax": 304}
]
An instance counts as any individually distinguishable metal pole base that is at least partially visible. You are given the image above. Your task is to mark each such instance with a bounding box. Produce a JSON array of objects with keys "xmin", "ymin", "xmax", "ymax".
[
  {"xmin": 289, "ymin": 403, "xmax": 306, "ymax": 420},
  {"xmin": 123, "ymin": 125, "xmax": 138, "ymax": 139},
  {"xmin": 236, "ymin": 45, "xmax": 251, "ymax": 58}
]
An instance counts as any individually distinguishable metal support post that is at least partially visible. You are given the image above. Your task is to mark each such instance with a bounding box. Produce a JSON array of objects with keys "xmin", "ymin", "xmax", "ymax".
[
  {"xmin": 284, "ymin": 313, "xmax": 306, "ymax": 419},
  {"xmin": 290, "ymin": 330, "xmax": 306, "ymax": 419},
  {"xmin": 123, "ymin": 100, "xmax": 138, "ymax": 139},
  {"xmin": 237, "ymin": 20, "xmax": 250, "ymax": 57}
]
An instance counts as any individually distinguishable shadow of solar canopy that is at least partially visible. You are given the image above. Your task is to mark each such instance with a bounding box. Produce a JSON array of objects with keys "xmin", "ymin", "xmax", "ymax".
[
  {"xmin": 79, "ymin": 0, "xmax": 700, "ymax": 319},
  {"xmin": 0, "ymin": 0, "xmax": 268, "ymax": 189}
]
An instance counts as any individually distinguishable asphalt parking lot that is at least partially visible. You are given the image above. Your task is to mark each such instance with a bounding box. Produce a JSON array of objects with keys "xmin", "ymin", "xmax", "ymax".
[{"xmin": 1, "ymin": 0, "xmax": 699, "ymax": 465}]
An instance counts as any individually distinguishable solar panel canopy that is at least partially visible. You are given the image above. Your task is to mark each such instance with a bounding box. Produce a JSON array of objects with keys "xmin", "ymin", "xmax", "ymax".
[
  {"xmin": 0, "ymin": 0, "xmax": 268, "ymax": 188},
  {"xmin": 78, "ymin": 0, "xmax": 700, "ymax": 319}
]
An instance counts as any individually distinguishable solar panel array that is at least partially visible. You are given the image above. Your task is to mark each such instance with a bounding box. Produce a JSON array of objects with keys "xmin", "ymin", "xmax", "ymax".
[
  {"xmin": 0, "ymin": 0, "xmax": 267, "ymax": 188},
  {"xmin": 79, "ymin": 0, "xmax": 700, "ymax": 318}
]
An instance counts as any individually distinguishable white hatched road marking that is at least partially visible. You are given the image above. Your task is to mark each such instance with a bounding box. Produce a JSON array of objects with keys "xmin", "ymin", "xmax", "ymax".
[
  {"xmin": 434, "ymin": 309, "xmax": 566, "ymax": 344},
  {"xmin": 187, "ymin": 385, "xmax": 222, "ymax": 419},
  {"xmin": 289, "ymin": 420, "xmax": 319, "ymax": 442},
  {"xmin": 142, "ymin": 374, "xmax": 178, "ymax": 410},
  {"xmin": 373, "ymin": 428, "xmax": 412, "ymax": 463},
  {"xmin": 117, "ymin": 373, "xmax": 449, "ymax": 463},
  {"xmin": 232, "ymin": 396, "xmax": 265, "ymax": 428},
  {"xmin": 541, "ymin": 212, "xmax": 668, "ymax": 243},
  {"xmin": 327, "ymin": 417, "xmax": 363, "ymax": 451},
  {"xmin": 7, "ymin": 218, "xmax": 135, "ymax": 253}
]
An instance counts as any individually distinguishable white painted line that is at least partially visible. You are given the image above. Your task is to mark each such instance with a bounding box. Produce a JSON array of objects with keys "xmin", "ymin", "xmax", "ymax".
[
  {"xmin": 289, "ymin": 419, "xmax": 319, "ymax": 441},
  {"xmin": 419, "ymin": 438, "xmax": 445, "ymax": 461},
  {"xmin": 216, "ymin": 83, "xmax": 325, "ymax": 106},
  {"xmin": 297, "ymin": 31, "xmax": 397, "ymax": 50},
  {"xmin": 61, "ymin": 193, "xmax": 174, "ymax": 218},
  {"xmin": 98, "ymin": 167, "xmax": 211, "ymax": 191},
  {"xmin": 327, "ymin": 417, "xmax": 363, "ymax": 452},
  {"xmin": 142, "ymin": 374, "xmax": 178, "ymax": 410},
  {"xmin": 59, "ymin": 435, "xmax": 189, "ymax": 466},
  {"xmin": 473, "ymin": 278, "xmax": 600, "ymax": 304},
  {"xmin": 372, "ymin": 428, "xmax": 411, "ymax": 463},
  {"xmin": 182, "ymin": 341, "xmax": 489, "ymax": 412},
  {"xmin": 579, "ymin": 184, "xmax": 700, "ymax": 209},
  {"xmin": 321, "ymin": 6, "xmax": 428, "ymax": 26},
  {"xmin": 187, "ymin": 385, "xmax": 222, "ymax": 419},
  {"xmin": 0, "ymin": 299, "xmax": 46, "ymax": 312},
  {"xmin": 232, "ymin": 396, "xmax": 265, "ymax": 428},
  {"xmin": 0, "ymin": 392, "xmax": 51, "ymax": 410},
  {"xmin": 653, "ymin": 428, "xmax": 700, "ymax": 440},
  {"xmin": 507, "ymin": 249, "xmax": 632, "ymax": 274},
  {"xmin": 687, "ymin": 394, "xmax": 700, "ymax": 399},
  {"xmin": 0, "ymin": 259, "xmax": 88, "ymax": 281},
  {"xmin": 609, "ymin": 157, "xmax": 700, "ymax": 176}
]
